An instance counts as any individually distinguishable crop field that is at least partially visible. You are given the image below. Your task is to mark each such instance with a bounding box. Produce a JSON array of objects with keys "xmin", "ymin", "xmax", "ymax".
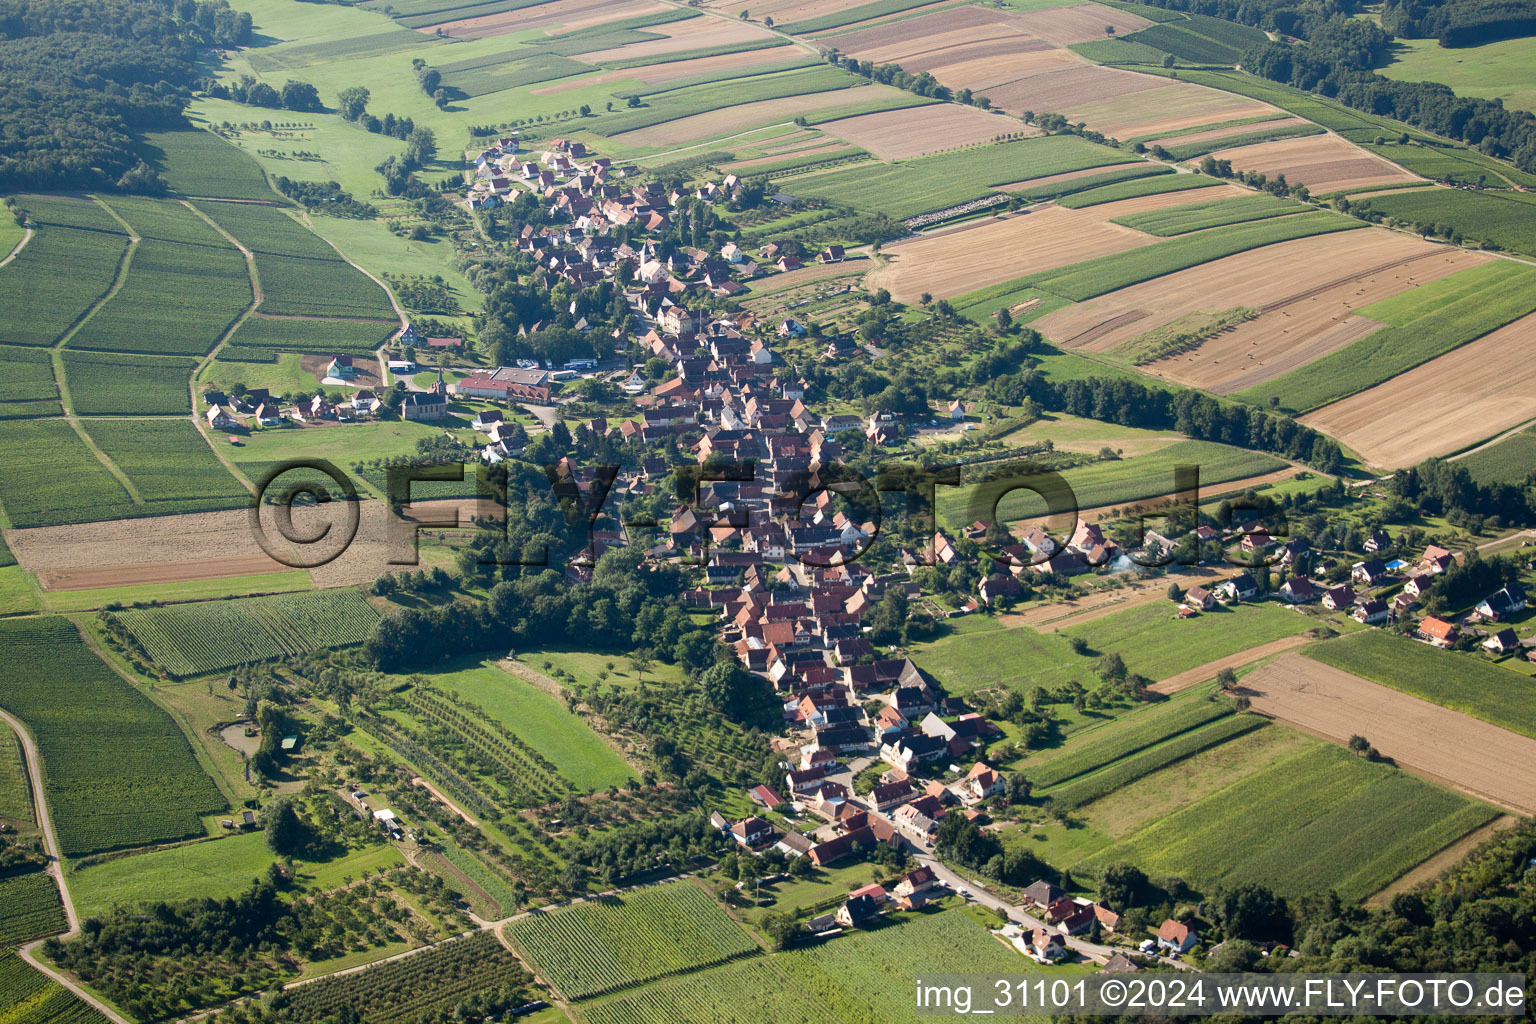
[
  {"xmin": 509, "ymin": 881, "xmax": 759, "ymax": 999},
  {"xmin": 915, "ymin": 599, "xmax": 1313, "ymax": 698},
  {"xmin": 438, "ymin": 49, "xmax": 592, "ymax": 95},
  {"xmin": 281, "ymin": 932, "xmax": 524, "ymax": 1024},
  {"xmin": 609, "ymin": 86, "xmax": 923, "ymax": 150},
  {"xmin": 1121, "ymin": 21, "xmax": 1242, "ymax": 62},
  {"xmin": 1076, "ymin": 740, "xmax": 1497, "ymax": 900},
  {"xmin": 1039, "ymin": 230, "xmax": 1480, "ymax": 391},
  {"xmin": 1300, "ymin": 308, "xmax": 1536, "ymax": 467},
  {"xmin": 1240, "ymin": 259, "xmax": 1536, "ymax": 413},
  {"xmin": 1459, "ymin": 427, "xmax": 1536, "ymax": 485},
  {"xmin": 0, "ymin": 346, "xmax": 60, "ymax": 415},
  {"xmin": 1162, "ymin": 122, "xmax": 1322, "ymax": 161},
  {"xmin": 0, "ymin": 616, "xmax": 225, "ymax": 856},
  {"xmin": 82, "ymin": 421, "xmax": 248, "ymax": 507},
  {"xmin": 1209, "ymin": 134, "xmax": 1421, "ymax": 195},
  {"xmin": 0, "ymin": 951, "xmax": 112, "ymax": 1024},
  {"xmin": 1359, "ymin": 186, "xmax": 1536, "ymax": 258},
  {"xmin": 587, "ymin": 65, "xmax": 863, "ymax": 137},
  {"xmin": 195, "ymin": 203, "xmax": 396, "ymax": 320},
  {"xmin": 0, "ymin": 420, "xmax": 137, "ymax": 528},
  {"xmin": 0, "ymin": 723, "xmax": 32, "ymax": 825},
  {"xmin": 1110, "ymin": 194, "xmax": 1305, "ymax": 234},
  {"xmin": 777, "ymin": 0, "xmax": 943, "ymax": 34},
  {"xmin": 113, "ymin": 589, "xmax": 382, "ymax": 677},
  {"xmin": 0, "ymin": 218, "xmax": 128, "ymax": 348},
  {"xmin": 781, "ymin": 134, "xmax": 1129, "ymax": 219},
  {"xmin": 1044, "ymin": 714, "xmax": 1265, "ymax": 808},
  {"xmin": 137, "ymin": 130, "xmax": 276, "ymax": 201},
  {"xmin": 1025, "ymin": 695, "xmax": 1234, "ymax": 789},
  {"xmin": 1055, "ymin": 172, "xmax": 1224, "ymax": 208},
  {"xmin": 1303, "ymin": 631, "xmax": 1536, "ymax": 740},
  {"xmin": 68, "ymin": 832, "xmax": 280, "ymax": 919},
  {"xmin": 816, "ymin": 104, "xmax": 1019, "ymax": 160},
  {"xmin": 59, "ymin": 351, "xmax": 196, "ymax": 416},
  {"xmin": 584, "ymin": 958, "xmax": 838, "ymax": 1024},
  {"xmin": 423, "ymin": 661, "xmax": 634, "ymax": 791},
  {"xmin": 102, "ymin": 196, "xmax": 233, "ymax": 247},
  {"xmin": 221, "ymin": 314, "xmax": 396, "ymax": 359},
  {"xmin": 0, "ymin": 872, "xmax": 66, "ymax": 946},
  {"xmin": 941, "ymin": 439, "xmax": 1284, "ymax": 525},
  {"xmin": 781, "ymin": 910, "xmax": 1060, "ymax": 1024}
]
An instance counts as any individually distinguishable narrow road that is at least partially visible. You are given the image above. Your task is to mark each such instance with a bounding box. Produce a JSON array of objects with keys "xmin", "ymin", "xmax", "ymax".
[
  {"xmin": 0, "ymin": 708, "xmax": 134, "ymax": 1024},
  {"xmin": 1148, "ymin": 633, "xmax": 1316, "ymax": 695},
  {"xmin": 0, "ymin": 226, "xmax": 33, "ymax": 268}
]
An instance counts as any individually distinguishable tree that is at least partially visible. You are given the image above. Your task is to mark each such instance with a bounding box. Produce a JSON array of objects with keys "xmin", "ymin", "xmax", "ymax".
[
  {"xmin": 1096, "ymin": 652, "xmax": 1126, "ymax": 683},
  {"xmin": 628, "ymin": 647, "xmax": 654, "ymax": 681},
  {"xmin": 627, "ymin": 95, "xmax": 641, "ymax": 108},
  {"xmin": 1348, "ymin": 733, "xmax": 1371, "ymax": 754},
  {"xmin": 263, "ymin": 797, "xmax": 308, "ymax": 856},
  {"xmin": 280, "ymin": 80, "xmax": 321, "ymax": 112},
  {"xmin": 762, "ymin": 911, "xmax": 800, "ymax": 949},
  {"xmin": 1216, "ymin": 667, "xmax": 1238, "ymax": 689},
  {"xmin": 1167, "ymin": 582, "xmax": 1183, "ymax": 601},
  {"xmin": 1162, "ymin": 53, "xmax": 1176, "ymax": 68},
  {"xmin": 337, "ymin": 86, "xmax": 370, "ymax": 121},
  {"xmin": 1210, "ymin": 882, "xmax": 1290, "ymax": 943},
  {"xmin": 995, "ymin": 307, "xmax": 1013, "ymax": 332},
  {"xmin": 247, "ymin": 81, "xmax": 281, "ymax": 107},
  {"xmin": 403, "ymin": 126, "xmax": 437, "ymax": 169},
  {"xmin": 579, "ymin": 104, "xmax": 591, "ymax": 116},
  {"xmin": 416, "ymin": 66, "xmax": 441, "ymax": 95}
]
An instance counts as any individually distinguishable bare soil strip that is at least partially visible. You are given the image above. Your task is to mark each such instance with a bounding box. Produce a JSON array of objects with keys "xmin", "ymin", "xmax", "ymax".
[
  {"xmin": 1149, "ymin": 634, "xmax": 1314, "ymax": 694},
  {"xmin": 1238, "ymin": 653, "xmax": 1536, "ymax": 815},
  {"xmin": 35, "ymin": 554, "xmax": 290, "ymax": 591},
  {"xmin": 1366, "ymin": 815, "xmax": 1518, "ymax": 905}
]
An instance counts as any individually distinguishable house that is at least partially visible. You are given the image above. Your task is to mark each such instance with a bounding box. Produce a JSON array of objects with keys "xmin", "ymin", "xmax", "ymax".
[
  {"xmin": 778, "ymin": 318, "xmax": 807, "ymax": 337},
  {"xmin": 254, "ymin": 402, "xmax": 283, "ymax": 426},
  {"xmin": 819, "ymin": 244, "xmax": 845, "ymax": 264},
  {"xmin": 1364, "ymin": 529, "xmax": 1392, "ymax": 552},
  {"xmin": 948, "ymin": 399, "xmax": 965, "ymax": 422},
  {"xmin": 205, "ymin": 405, "xmax": 233, "ymax": 429},
  {"xmin": 892, "ymin": 866, "xmax": 939, "ymax": 899},
  {"xmin": 401, "ymin": 391, "xmax": 448, "ymax": 421},
  {"xmin": 836, "ymin": 892, "xmax": 881, "ymax": 927},
  {"xmin": 1418, "ymin": 616, "xmax": 1458, "ymax": 647},
  {"xmin": 1183, "ymin": 586, "xmax": 1216, "ymax": 612},
  {"xmin": 472, "ymin": 409, "xmax": 504, "ymax": 430},
  {"xmin": 1093, "ymin": 903, "xmax": 1120, "ymax": 933},
  {"xmin": 979, "ymin": 573, "xmax": 1022, "ymax": 606},
  {"xmin": 1030, "ymin": 927, "xmax": 1069, "ymax": 963},
  {"xmin": 1352, "ymin": 599, "xmax": 1389, "ymax": 625},
  {"xmin": 325, "ymin": 355, "xmax": 358, "ymax": 380},
  {"xmin": 1101, "ymin": 952, "xmax": 1140, "ymax": 973},
  {"xmin": 1278, "ymin": 577, "xmax": 1317, "ymax": 604},
  {"xmin": 964, "ymin": 761, "xmax": 1006, "ymax": 802},
  {"xmin": 775, "ymin": 831, "xmax": 816, "ymax": 858},
  {"xmin": 869, "ymin": 779, "xmax": 914, "ymax": 811},
  {"xmin": 1422, "ymin": 544, "xmax": 1455, "ymax": 573},
  {"xmin": 1021, "ymin": 880, "xmax": 1066, "ymax": 910},
  {"xmin": 749, "ymin": 784, "xmax": 786, "ymax": 809},
  {"xmin": 1404, "ymin": 573, "xmax": 1436, "ymax": 600},
  {"xmin": 730, "ymin": 815, "xmax": 772, "ymax": 847},
  {"xmin": 1216, "ymin": 573, "xmax": 1258, "ymax": 603},
  {"xmin": 1322, "ymin": 585, "xmax": 1355, "ymax": 611},
  {"xmin": 1158, "ymin": 919, "xmax": 1199, "ymax": 954},
  {"xmin": 1484, "ymin": 628, "xmax": 1520, "ymax": 654},
  {"xmin": 1476, "ymin": 585, "xmax": 1527, "ymax": 622},
  {"xmin": 1352, "ymin": 559, "xmax": 1389, "ymax": 586}
]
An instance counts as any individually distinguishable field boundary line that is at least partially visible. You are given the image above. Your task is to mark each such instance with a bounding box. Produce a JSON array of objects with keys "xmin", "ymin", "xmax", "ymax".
[
  {"xmin": 0, "ymin": 225, "xmax": 33, "ymax": 267},
  {"xmin": 1149, "ymin": 632, "xmax": 1314, "ymax": 694}
]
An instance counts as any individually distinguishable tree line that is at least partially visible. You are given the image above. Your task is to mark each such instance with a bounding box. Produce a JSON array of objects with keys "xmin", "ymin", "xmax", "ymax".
[{"xmin": 1382, "ymin": 0, "xmax": 1536, "ymax": 46}]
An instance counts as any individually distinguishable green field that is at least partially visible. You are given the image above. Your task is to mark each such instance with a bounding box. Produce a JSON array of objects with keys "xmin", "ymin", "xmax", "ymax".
[
  {"xmin": 39, "ymin": 570, "xmax": 313, "ymax": 615},
  {"xmin": 1379, "ymin": 35, "xmax": 1536, "ymax": 118},
  {"xmin": 83, "ymin": 420, "xmax": 248, "ymax": 508},
  {"xmin": 1357, "ymin": 186, "xmax": 1536, "ymax": 257},
  {"xmin": 0, "ymin": 720, "xmax": 32, "ymax": 825},
  {"xmin": 779, "ymin": 0, "xmax": 938, "ymax": 32},
  {"xmin": 780, "ymin": 910, "xmax": 1064, "ymax": 1024},
  {"xmin": 137, "ymin": 129, "xmax": 277, "ymax": 201},
  {"xmin": 1024, "ymin": 695, "xmax": 1234, "ymax": 788},
  {"xmin": 1122, "ymin": 21, "xmax": 1246, "ymax": 63},
  {"xmin": 1111, "ymin": 194, "xmax": 1307, "ymax": 235},
  {"xmin": 939, "ymin": 439, "xmax": 1285, "ymax": 524},
  {"xmin": 195, "ymin": 202, "xmax": 396, "ymax": 320},
  {"xmin": 780, "ymin": 135, "xmax": 1131, "ymax": 219},
  {"xmin": 1236, "ymin": 260, "xmax": 1536, "ymax": 413},
  {"xmin": 0, "ymin": 346, "xmax": 60, "ymax": 418},
  {"xmin": 68, "ymin": 833, "xmax": 279, "ymax": 919},
  {"xmin": 220, "ymin": 314, "xmax": 396, "ymax": 360},
  {"xmin": 0, "ymin": 216, "xmax": 129, "ymax": 348},
  {"xmin": 1458, "ymin": 427, "xmax": 1536, "ymax": 485},
  {"xmin": 0, "ymin": 420, "xmax": 138, "ymax": 527},
  {"xmin": 0, "ymin": 949, "xmax": 112, "ymax": 1024},
  {"xmin": 1045, "ymin": 714, "xmax": 1265, "ymax": 808},
  {"xmin": 915, "ymin": 600, "xmax": 1314, "ymax": 698},
  {"xmin": 1304, "ymin": 630, "xmax": 1536, "ymax": 739},
  {"xmin": 586, "ymin": 66, "xmax": 865, "ymax": 137},
  {"xmin": 1054, "ymin": 172, "xmax": 1225, "ymax": 209},
  {"xmin": 509, "ymin": 881, "xmax": 759, "ymax": 999},
  {"xmin": 583, "ymin": 958, "xmax": 838, "ymax": 1024},
  {"xmin": 1074, "ymin": 739, "xmax": 1497, "ymax": 901},
  {"xmin": 0, "ymin": 616, "xmax": 225, "ymax": 857},
  {"xmin": 62, "ymin": 351, "xmax": 197, "ymax": 416},
  {"xmin": 198, "ymin": 351, "xmax": 323, "ymax": 397},
  {"xmin": 112, "ymin": 589, "xmax": 382, "ymax": 677},
  {"xmin": 1161, "ymin": 122, "xmax": 1323, "ymax": 160},
  {"xmin": 421, "ymin": 660, "xmax": 635, "ymax": 792},
  {"xmin": 0, "ymin": 872, "xmax": 66, "ymax": 946}
]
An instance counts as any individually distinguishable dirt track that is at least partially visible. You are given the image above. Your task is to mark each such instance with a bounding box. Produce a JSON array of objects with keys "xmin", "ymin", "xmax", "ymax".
[
  {"xmin": 1149, "ymin": 634, "xmax": 1314, "ymax": 694},
  {"xmin": 1237, "ymin": 652, "xmax": 1536, "ymax": 814},
  {"xmin": 35, "ymin": 554, "xmax": 290, "ymax": 591}
]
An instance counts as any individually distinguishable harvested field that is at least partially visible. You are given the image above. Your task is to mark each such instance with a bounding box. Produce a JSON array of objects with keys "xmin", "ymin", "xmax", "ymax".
[
  {"xmin": 925, "ymin": 47, "xmax": 1083, "ymax": 92},
  {"xmin": 1238, "ymin": 653, "xmax": 1536, "ymax": 815},
  {"xmin": 573, "ymin": 18, "xmax": 773, "ymax": 61},
  {"xmin": 816, "ymin": 104, "xmax": 1020, "ymax": 160},
  {"xmin": 8, "ymin": 499, "xmax": 492, "ymax": 590},
  {"xmin": 1210, "ymin": 134, "xmax": 1421, "ymax": 195},
  {"xmin": 1063, "ymin": 87, "xmax": 1278, "ymax": 139},
  {"xmin": 1145, "ymin": 116, "xmax": 1307, "ymax": 150},
  {"xmin": 434, "ymin": 0, "xmax": 660, "ymax": 38},
  {"xmin": 1299, "ymin": 310, "xmax": 1536, "ymax": 468},
  {"xmin": 1004, "ymin": 1, "xmax": 1152, "ymax": 45},
  {"xmin": 35, "ymin": 555, "xmax": 289, "ymax": 591},
  {"xmin": 609, "ymin": 84, "xmax": 909, "ymax": 147},
  {"xmin": 866, "ymin": 186, "xmax": 1247, "ymax": 302},
  {"xmin": 983, "ymin": 64, "xmax": 1165, "ymax": 115},
  {"xmin": 624, "ymin": 45, "xmax": 799, "ymax": 83},
  {"xmin": 996, "ymin": 161, "xmax": 1146, "ymax": 192},
  {"xmin": 829, "ymin": 6, "xmax": 1028, "ymax": 61},
  {"xmin": 1039, "ymin": 230, "xmax": 1485, "ymax": 390}
]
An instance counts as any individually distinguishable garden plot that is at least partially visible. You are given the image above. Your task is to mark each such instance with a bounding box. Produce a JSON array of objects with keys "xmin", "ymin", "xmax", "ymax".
[
  {"xmin": 1209, "ymin": 133, "xmax": 1421, "ymax": 195},
  {"xmin": 816, "ymin": 104, "xmax": 1020, "ymax": 159},
  {"xmin": 1240, "ymin": 653, "xmax": 1536, "ymax": 815},
  {"xmin": 866, "ymin": 186, "xmax": 1248, "ymax": 302},
  {"xmin": 1299, "ymin": 309, "xmax": 1536, "ymax": 468},
  {"xmin": 1038, "ymin": 230, "xmax": 1482, "ymax": 388}
]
